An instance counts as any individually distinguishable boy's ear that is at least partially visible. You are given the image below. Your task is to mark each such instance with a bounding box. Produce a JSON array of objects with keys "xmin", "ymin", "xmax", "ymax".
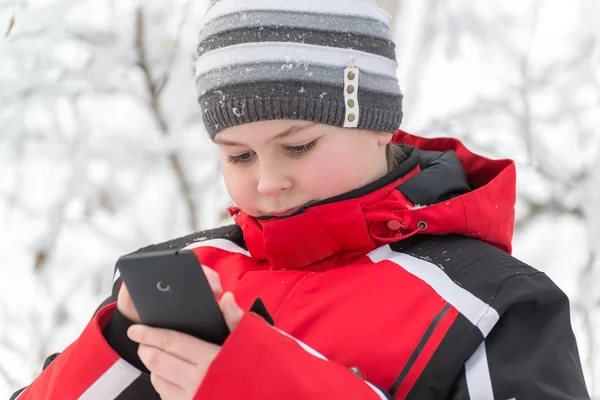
[{"xmin": 376, "ymin": 132, "xmax": 394, "ymax": 147}]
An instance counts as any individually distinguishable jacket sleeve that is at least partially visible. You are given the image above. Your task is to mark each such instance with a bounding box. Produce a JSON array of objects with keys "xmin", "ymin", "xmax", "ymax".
[
  {"xmin": 9, "ymin": 269, "xmax": 149, "ymax": 400},
  {"xmin": 10, "ymin": 270, "xmax": 394, "ymax": 400},
  {"xmin": 9, "ymin": 303, "xmax": 145, "ymax": 400},
  {"xmin": 194, "ymin": 312, "xmax": 395, "ymax": 400},
  {"xmin": 448, "ymin": 272, "xmax": 590, "ymax": 400}
]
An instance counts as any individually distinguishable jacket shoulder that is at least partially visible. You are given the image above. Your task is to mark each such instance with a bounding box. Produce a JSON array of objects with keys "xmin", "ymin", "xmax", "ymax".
[
  {"xmin": 389, "ymin": 234, "xmax": 551, "ymax": 311},
  {"xmin": 133, "ymin": 224, "xmax": 245, "ymax": 255}
]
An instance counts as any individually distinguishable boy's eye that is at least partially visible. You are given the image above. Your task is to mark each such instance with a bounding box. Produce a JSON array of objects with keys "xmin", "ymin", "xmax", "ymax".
[
  {"xmin": 227, "ymin": 151, "xmax": 255, "ymax": 165},
  {"xmin": 284, "ymin": 139, "xmax": 318, "ymax": 156},
  {"xmin": 225, "ymin": 139, "xmax": 318, "ymax": 165}
]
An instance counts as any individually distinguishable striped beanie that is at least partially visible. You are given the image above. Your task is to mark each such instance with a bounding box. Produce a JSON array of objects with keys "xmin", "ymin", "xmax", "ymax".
[{"xmin": 195, "ymin": 0, "xmax": 403, "ymax": 139}]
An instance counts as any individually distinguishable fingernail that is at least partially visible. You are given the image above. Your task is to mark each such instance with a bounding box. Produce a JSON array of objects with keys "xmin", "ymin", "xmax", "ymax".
[
  {"xmin": 137, "ymin": 344, "xmax": 149, "ymax": 360},
  {"xmin": 212, "ymin": 278, "xmax": 223, "ymax": 292},
  {"xmin": 203, "ymin": 267, "xmax": 222, "ymax": 292},
  {"xmin": 227, "ymin": 292, "xmax": 240, "ymax": 312},
  {"xmin": 127, "ymin": 325, "xmax": 143, "ymax": 341}
]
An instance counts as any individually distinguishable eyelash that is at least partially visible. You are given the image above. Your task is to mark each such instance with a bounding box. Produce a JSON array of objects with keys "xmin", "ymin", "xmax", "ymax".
[{"xmin": 226, "ymin": 140, "xmax": 318, "ymax": 165}]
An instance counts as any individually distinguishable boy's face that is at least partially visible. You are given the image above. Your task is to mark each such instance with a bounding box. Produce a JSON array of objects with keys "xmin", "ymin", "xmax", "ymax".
[{"xmin": 214, "ymin": 120, "xmax": 392, "ymax": 217}]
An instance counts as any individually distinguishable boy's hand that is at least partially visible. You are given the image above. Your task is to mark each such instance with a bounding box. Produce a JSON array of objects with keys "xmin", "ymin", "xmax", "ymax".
[
  {"xmin": 116, "ymin": 265, "xmax": 224, "ymax": 324},
  {"xmin": 127, "ymin": 292, "xmax": 244, "ymax": 400},
  {"xmin": 115, "ymin": 263, "xmax": 242, "ymax": 399}
]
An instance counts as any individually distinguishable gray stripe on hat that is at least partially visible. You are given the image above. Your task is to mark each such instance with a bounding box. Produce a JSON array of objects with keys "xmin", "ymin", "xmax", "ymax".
[
  {"xmin": 197, "ymin": 25, "xmax": 396, "ymax": 60},
  {"xmin": 196, "ymin": 62, "xmax": 401, "ymax": 97},
  {"xmin": 199, "ymin": 80, "xmax": 402, "ymax": 110},
  {"xmin": 198, "ymin": 80, "xmax": 403, "ymax": 137},
  {"xmin": 202, "ymin": 95, "xmax": 402, "ymax": 138},
  {"xmin": 198, "ymin": 10, "xmax": 392, "ymax": 45}
]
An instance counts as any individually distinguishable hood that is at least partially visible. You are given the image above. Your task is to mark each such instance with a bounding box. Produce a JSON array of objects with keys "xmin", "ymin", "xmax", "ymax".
[{"xmin": 232, "ymin": 130, "xmax": 516, "ymax": 271}]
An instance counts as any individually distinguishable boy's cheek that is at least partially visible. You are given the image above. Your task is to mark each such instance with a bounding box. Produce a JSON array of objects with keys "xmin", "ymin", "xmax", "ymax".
[
  {"xmin": 223, "ymin": 175, "xmax": 255, "ymax": 212},
  {"xmin": 300, "ymin": 159, "xmax": 361, "ymax": 196}
]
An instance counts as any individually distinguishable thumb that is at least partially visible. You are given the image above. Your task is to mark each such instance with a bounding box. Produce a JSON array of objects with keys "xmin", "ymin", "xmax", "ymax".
[
  {"xmin": 219, "ymin": 292, "xmax": 244, "ymax": 332},
  {"xmin": 117, "ymin": 282, "xmax": 141, "ymax": 323}
]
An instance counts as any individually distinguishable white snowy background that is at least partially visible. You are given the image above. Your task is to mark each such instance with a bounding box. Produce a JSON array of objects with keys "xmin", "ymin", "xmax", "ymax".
[{"xmin": 1, "ymin": 0, "xmax": 599, "ymax": 398}]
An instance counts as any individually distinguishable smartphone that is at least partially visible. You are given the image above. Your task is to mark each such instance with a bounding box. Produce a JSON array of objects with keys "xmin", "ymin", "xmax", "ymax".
[{"xmin": 115, "ymin": 249, "xmax": 230, "ymax": 345}]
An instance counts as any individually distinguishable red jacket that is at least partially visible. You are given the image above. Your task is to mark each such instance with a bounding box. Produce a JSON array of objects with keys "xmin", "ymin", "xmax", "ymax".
[{"xmin": 12, "ymin": 131, "xmax": 589, "ymax": 400}]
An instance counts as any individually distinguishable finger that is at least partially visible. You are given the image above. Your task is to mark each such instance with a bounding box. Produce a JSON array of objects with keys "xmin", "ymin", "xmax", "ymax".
[
  {"xmin": 149, "ymin": 371, "xmax": 191, "ymax": 400},
  {"xmin": 219, "ymin": 292, "xmax": 244, "ymax": 332},
  {"xmin": 201, "ymin": 265, "xmax": 223, "ymax": 296},
  {"xmin": 138, "ymin": 344, "xmax": 198, "ymax": 390},
  {"xmin": 117, "ymin": 283, "xmax": 141, "ymax": 323},
  {"xmin": 128, "ymin": 324, "xmax": 220, "ymax": 364}
]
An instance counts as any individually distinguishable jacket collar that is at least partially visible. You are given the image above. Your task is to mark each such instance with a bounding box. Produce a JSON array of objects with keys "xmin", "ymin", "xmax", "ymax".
[{"xmin": 232, "ymin": 131, "xmax": 516, "ymax": 271}]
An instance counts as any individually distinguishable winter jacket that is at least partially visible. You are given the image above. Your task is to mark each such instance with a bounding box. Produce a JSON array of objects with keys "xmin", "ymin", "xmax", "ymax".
[{"xmin": 11, "ymin": 131, "xmax": 589, "ymax": 400}]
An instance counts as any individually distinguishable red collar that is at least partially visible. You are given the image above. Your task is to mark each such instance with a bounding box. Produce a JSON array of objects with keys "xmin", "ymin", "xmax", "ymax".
[{"xmin": 230, "ymin": 131, "xmax": 516, "ymax": 271}]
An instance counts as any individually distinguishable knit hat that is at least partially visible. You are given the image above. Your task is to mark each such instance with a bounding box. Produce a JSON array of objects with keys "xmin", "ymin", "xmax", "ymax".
[{"xmin": 194, "ymin": 0, "xmax": 403, "ymax": 139}]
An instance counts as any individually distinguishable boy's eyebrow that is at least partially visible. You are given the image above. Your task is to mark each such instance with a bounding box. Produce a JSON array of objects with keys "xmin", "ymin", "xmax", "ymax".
[{"xmin": 213, "ymin": 123, "xmax": 318, "ymax": 146}]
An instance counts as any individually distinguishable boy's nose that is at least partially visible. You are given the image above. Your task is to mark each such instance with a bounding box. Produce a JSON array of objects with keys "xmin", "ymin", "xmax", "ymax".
[{"xmin": 256, "ymin": 168, "xmax": 293, "ymax": 195}]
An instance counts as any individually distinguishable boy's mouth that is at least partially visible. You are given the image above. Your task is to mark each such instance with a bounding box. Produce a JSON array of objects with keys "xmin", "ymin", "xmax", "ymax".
[
  {"xmin": 263, "ymin": 200, "xmax": 319, "ymax": 218},
  {"xmin": 269, "ymin": 206, "xmax": 303, "ymax": 217}
]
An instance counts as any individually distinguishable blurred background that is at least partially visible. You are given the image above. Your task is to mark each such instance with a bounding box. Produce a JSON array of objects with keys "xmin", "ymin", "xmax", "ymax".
[{"xmin": 1, "ymin": 0, "xmax": 599, "ymax": 397}]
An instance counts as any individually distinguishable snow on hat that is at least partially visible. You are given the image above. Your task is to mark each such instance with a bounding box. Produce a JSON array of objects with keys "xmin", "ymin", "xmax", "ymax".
[{"xmin": 195, "ymin": 0, "xmax": 403, "ymax": 139}]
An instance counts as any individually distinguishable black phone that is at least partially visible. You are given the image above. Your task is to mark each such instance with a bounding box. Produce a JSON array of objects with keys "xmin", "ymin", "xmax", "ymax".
[{"xmin": 115, "ymin": 249, "xmax": 230, "ymax": 345}]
